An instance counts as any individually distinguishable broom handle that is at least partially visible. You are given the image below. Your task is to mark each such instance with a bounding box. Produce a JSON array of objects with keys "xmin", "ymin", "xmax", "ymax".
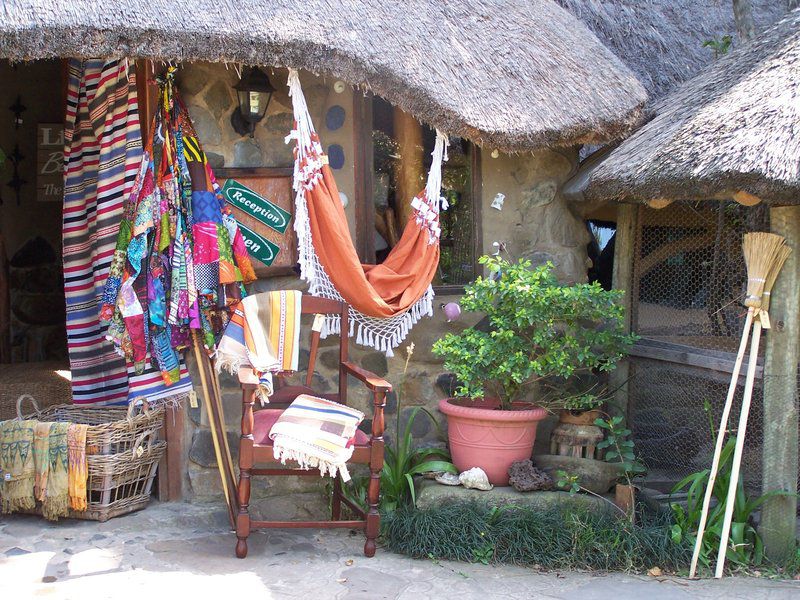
[
  {"xmin": 689, "ymin": 308, "xmax": 754, "ymax": 577},
  {"xmin": 192, "ymin": 334, "xmax": 235, "ymax": 528},
  {"xmin": 714, "ymin": 317, "xmax": 763, "ymax": 578}
]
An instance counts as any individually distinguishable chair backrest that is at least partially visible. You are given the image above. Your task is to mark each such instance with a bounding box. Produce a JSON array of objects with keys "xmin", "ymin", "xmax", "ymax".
[{"xmin": 274, "ymin": 294, "xmax": 349, "ymax": 402}]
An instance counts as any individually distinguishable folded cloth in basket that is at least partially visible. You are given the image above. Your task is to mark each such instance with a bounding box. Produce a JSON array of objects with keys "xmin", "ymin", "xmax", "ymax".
[
  {"xmin": 216, "ymin": 290, "xmax": 302, "ymax": 403},
  {"xmin": 269, "ymin": 394, "xmax": 365, "ymax": 482},
  {"xmin": 0, "ymin": 419, "xmax": 37, "ymax": 512}
]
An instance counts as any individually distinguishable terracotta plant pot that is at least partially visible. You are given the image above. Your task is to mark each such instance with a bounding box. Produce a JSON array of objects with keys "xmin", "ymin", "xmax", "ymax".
[
  {"xmin": 558, "ymin": 409, "xmax": 601, "ymax": 426},
  {"xmin": 615, "ymin": 483, "xmax": 636, "ymax": 520},
  {"xmin": 438, "ymin": 398, "xmax": 548, "ymax": 485}
]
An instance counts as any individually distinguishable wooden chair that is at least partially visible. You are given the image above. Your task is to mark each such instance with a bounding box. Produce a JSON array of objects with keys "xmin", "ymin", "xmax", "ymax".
[{"xmin": 235, "ymin": 295, "xmax": 391, "ymax": 559}]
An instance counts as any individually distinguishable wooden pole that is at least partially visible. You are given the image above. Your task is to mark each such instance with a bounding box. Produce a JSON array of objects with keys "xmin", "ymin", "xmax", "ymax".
[
  {"xmin": 689, "ymin": 308, "xmax": 753, "ymax": 577},
  {"xmin": 392, "ymin": 108, "xmax": 424, "ymax": 227},
  {"xmin": 610, "ymin": 203, "xmax": 637, "ymax": 417},
  {"xmin": 760, "ymin": 206, "xmax": 800, "ymax": 564},
  {"xmin": 715, "ymin": 314, "xmax": 764, "ymax": 578}
]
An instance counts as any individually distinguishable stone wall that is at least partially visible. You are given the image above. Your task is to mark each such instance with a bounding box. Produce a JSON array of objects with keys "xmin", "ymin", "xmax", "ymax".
[{"xmin": 173, "ymin": 65, "xmax": 588, "ymax": 512}]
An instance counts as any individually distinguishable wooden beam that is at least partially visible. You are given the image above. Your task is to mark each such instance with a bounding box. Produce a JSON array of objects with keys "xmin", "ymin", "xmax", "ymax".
[
  {"xmin": 610, "ymin": 203, "xmax": 637, "ymax": 418},
  {"xmin": 760, "ymin": 205, "xmax": 800, "ymax": 564},
  {"xmin": 163, "ymin": 403, "xmax": 186, "ymax": 501},
  {"xmin": 352, "ymin": 92, "xmax": 375, "ymax": 262},
  {"xmin": 392, "ymin": 108, "xmax": 424, "ymax": 227},
  {"xmin": 0, "ymin": 234, "xmax": 9, "ymax": 364}
]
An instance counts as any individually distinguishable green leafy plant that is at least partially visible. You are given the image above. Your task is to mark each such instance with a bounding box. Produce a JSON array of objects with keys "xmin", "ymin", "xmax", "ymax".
[
  {"xmin": 560, "ymin": 392, "xmax": 605, "ymax": 412},
  {"xmin": 383, "ymin": 501, "xmax": 691, "ymax": 571},
  {"xmin": 670, "ymin": 436, "xmax": 788, "ymax": 570},
  {"xmin": 343, "ymin": 344, "xmax": 456, "ymax": 512},
  {"xmin": 597, "ymin": 415, "xmax": 646, "ymax": 482},
  {"xmin": 432, "ymin": 255, "xmax": 635, "ymax": 410},
  {"xmin": 703, "ymin": 35, "xmax": 733, "ymax": 58}
]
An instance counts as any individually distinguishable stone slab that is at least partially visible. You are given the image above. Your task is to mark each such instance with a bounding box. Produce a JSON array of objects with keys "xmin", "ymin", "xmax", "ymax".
[{"xmin": 416, "ymin": 479, "xmax": 616, "ymax": 515}]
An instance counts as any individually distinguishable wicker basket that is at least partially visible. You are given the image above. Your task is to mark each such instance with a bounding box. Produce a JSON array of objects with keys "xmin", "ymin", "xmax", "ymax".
[
  {"xmin": 80, "ymin": 428, "xmax": 166, "ymax": 521},
  {"xmin": 16, "ymin": 395, "xmax": 166, "ymax": 522},
  {"xmin": 0, "ymin": 362, "xmax": 72, "ymax": 420},
  {"xmin": 17, "ymin": 394, "xmax": 164, "ymax": 455}
]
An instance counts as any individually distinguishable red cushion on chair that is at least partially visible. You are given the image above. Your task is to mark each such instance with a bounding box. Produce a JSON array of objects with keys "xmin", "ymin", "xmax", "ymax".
[{"xmin": 252, "ymin": 408, "xmax": 371, "ymax": 447}]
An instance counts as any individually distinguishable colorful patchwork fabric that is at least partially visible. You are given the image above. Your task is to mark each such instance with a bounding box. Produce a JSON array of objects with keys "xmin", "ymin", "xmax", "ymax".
[{"xmin": 100, "ymin": 67, "xmax": 255, "ymax": 391}]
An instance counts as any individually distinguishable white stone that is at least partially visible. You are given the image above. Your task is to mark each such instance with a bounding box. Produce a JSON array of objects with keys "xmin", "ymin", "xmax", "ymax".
[
  {"xmin": 435, "ymin": 472, "xmax": 461, "ymax": 486},
  {"xmin": 458, "ymin": 467, "xmax": 493, "ymax": 491}
]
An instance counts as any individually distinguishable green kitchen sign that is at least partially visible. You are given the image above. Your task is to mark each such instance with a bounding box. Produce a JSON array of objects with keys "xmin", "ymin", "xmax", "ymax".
[
  {"xmin": 221, "ymin": 179, "xmax": 291, "ymax": 234},
  {"xmin": 238, "ymin": 223, "xmax": 281, "ymax": 266}
]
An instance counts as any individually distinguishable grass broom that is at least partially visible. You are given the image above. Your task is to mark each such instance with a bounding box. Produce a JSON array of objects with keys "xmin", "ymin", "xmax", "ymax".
[{"xmin": 713, "ymin": 233, "xmax": 790, "ymax": 578}]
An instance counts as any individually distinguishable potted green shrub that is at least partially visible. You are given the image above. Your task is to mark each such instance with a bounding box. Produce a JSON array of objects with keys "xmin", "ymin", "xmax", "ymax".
[{"xmin": 432, "ymin": 255, "xmax": 634, "ymax": 485}]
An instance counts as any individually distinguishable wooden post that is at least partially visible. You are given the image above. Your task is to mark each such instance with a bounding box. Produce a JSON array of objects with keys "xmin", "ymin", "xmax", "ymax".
[
  {"xmin": 760, "ymin": 205, "xmax": 800, "ymax": 564},
  {"xmin": 352, "ymin": 92, "xmax": 375, "ymax": 262},
  {"xmin": 610, "ymin": 203, "xmax": 637, "ymax": 417},
  {"xmin": 392, "ymin": 108, "xmax": 424, "ymax": 226}
]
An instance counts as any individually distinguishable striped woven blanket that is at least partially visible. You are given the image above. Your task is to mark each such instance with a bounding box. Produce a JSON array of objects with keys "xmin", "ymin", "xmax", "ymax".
[
  {"xmin": 269, "ymin": 394, "xmax": 364, "ymax": 482},
  {"xmin": 216, "ymin": 291, "xmax": 302, "ymax": 402}
]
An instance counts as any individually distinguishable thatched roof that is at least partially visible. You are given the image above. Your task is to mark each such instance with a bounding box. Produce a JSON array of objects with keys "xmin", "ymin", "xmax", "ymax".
[
  {"xmin": 0, "ymin": 1, "xmax": 647, "ymax": 152},
  {"xmin": 585, "ymin": 8, "xmax": 800, "ymax": 206},
  {"xmin": 557, "ymin": 0, "xmax": 788, "ymax": 100}
]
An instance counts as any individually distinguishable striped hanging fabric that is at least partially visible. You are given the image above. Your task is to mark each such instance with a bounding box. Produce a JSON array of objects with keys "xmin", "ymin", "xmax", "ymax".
[{"xmin": 63, "ymin": 59, "xmax": 192, "ymax": 405}]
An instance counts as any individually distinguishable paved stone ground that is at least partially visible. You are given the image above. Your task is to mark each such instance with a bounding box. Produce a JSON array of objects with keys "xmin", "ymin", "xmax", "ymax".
[{"xmin": 1, "ymin": 501, "xmax": 798, "ymax": 599}]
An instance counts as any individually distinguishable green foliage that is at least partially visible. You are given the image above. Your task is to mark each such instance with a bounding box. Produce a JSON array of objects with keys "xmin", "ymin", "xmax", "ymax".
[
  {"xmin": 555, "ymin": 470, "xmax": 581, "ymax": 495},
  {"xmin": 703, "ymin": 35, "xmax": 733, "ymax": 58},
  {"xmin": 380, "ymin": 405, "xmax": 457, "ymax": 511},
  {"xmin": 670, "ymin": 437, "xmax": 789, "ymax": 571},
  {"xmin": 343, "ymin": 344, "xmax": 456, "ymax": 513},
  {"xmin": 560, "ymin": 392, "xmax": 604, "ymax": 412},
  {"xmin": 432, "ymin": 255, "xmax": 635, "ymax": 410},
  {"xmin": 382, "ymin": 502, "xmax": 691, "ymax": 572},
  {"xmin": 596, "ymin": 416, "xmax": 646, "ymax": 481}
]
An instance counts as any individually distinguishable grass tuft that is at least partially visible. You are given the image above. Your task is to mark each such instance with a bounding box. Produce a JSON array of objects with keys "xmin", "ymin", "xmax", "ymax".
[{"xmin": 381, "ymin": 501, "xmax": 692, "ymax": 572}]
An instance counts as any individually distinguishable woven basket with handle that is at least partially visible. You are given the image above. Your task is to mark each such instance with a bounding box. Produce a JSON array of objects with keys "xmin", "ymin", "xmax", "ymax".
[{"xmin": 16, "ymin": 395, "xmax": 166, "ymax": 521}]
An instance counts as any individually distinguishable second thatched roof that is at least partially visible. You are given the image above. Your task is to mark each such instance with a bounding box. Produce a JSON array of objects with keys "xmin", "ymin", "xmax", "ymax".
[
  {"xmin": 556, "ymin": 0, "xmax": 788, "ymax": 101},
  {"xmin": 0, "ymin": 0, "xmax": 647, "ymax": 152},
  {"xmin": 586, "ymin": 8, "xmax": 800, "ymax": 206}
]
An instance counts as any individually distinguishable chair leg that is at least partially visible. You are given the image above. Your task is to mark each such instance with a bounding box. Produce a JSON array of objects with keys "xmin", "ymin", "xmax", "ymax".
[
  {"xmin": 364, "ymin": 466, "xmax": 380, "ymax": 557},
  {"xmin": 236, "ymin": 387, "xmax": 255, "ymax": 558},
  {"xmin": 332, "ymin": 475, "xmax": 343, "ymax": 521}
]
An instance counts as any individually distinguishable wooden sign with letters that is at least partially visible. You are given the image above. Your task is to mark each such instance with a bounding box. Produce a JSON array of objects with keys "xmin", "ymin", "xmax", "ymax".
[
  {"xmin": 37, "ymin": 123, "xmax": 64, "ymax": 202},
  {"xmin": 216, "ymin": 168, "xmax": 297, "ymax": 277}
]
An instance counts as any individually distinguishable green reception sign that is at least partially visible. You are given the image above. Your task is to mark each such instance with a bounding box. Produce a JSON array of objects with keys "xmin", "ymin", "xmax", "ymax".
[
  {"xmin": 221, "ymin": 179, "xmax": 291, "ymax": 234},
  {"xmin": 238, "ymin": 223, "xmax": 281, "ymax": 266}
]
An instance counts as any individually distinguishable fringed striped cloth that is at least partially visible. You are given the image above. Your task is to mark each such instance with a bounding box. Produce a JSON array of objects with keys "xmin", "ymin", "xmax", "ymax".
[
  {"xmin": 269, "ymin": 394, "xmax": 365, "ymax": 482},
  {"xmin": 216, "ymin": 291, "xmax": 302, "ymax": 402}
]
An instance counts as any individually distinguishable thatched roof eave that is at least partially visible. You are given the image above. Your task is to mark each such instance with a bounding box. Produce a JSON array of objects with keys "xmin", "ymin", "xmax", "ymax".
[
  {"xmin": 0, "ymin": 1, "xmax": 648, "ymax": 152},
  {"xmin": 585, "ymin": 8, "xmax": 800, "ymax": 207}
]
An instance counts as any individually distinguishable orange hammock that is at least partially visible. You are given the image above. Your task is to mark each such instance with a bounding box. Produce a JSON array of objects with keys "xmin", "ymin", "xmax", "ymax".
[{"xmin": 287, "ymin": 70, "xmax": 447, "ymax": 353}]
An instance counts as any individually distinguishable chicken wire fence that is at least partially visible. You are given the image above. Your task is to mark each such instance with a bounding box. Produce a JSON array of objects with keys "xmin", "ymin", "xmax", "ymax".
[{"xmin": 624, "ymin": 201, "xmax": 799, "ymax": 494}]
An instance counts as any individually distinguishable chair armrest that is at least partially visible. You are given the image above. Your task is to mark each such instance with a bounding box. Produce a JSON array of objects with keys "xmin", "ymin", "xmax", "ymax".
[{"xmin": 341, "ymin": 362, "xmax": 392, "ymax": 393}]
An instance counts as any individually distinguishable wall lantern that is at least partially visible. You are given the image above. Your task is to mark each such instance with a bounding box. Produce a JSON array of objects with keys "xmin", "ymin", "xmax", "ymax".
[{"xmin": 230, "ymin": 67, "xmax": 275, "ymax": 137}]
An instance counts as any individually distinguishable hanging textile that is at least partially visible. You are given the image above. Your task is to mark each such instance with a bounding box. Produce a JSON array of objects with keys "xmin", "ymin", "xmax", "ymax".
[
  {"xmin": 63, "ymin": 59, "xmax": 145, "ymax": 405},
  {"xmin": 101, "ymin": 67, "xmax": 256, "ymax": 386},
  {"xmin": 286, "ymin": 70, "xmax": 447, "ymax": 356}
]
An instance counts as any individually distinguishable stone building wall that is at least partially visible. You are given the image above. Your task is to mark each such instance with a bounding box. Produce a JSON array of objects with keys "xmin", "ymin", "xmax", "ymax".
[{"xmin": 172, "ymin": 64, "xmax": 590, "ymax": 512}]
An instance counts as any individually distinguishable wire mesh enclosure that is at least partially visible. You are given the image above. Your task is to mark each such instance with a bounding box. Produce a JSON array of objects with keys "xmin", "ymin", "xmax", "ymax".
[{"xmin": 624, "ymin": 201, "xmax": 799, "ymax": 493}]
